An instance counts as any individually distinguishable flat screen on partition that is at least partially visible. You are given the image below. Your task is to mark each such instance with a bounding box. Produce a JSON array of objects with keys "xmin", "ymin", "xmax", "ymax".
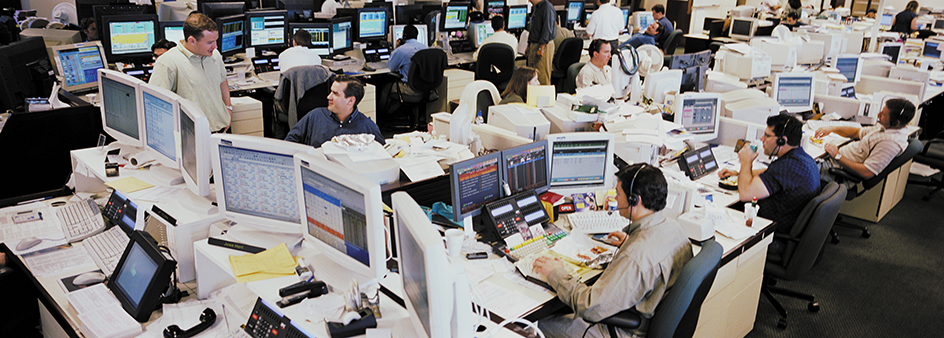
[
  {"xmin": 507, "ymin": 5, "xmax": 527, "ymax": 30},
  {"xmin": 566, "ymin": 1, "xmax": 583, "ymax": 22},
  {"xmin": 52, "ymin": 41, "xmax": 107, "ymax": 93},
  {"xmin": 487, "ymin": 0, "xmax": 505, "ymax": 18},
  {"xmin": 833, "ymin": 55, "xmax": 861, "ymax": 83},
  {"xmin": 774, "ymin": 73, "xmax": 815, "ymax": 112},
  {"xmin": 331, "ymin": 18, "xmax": 353, "ymax": 53},
  {"xmin": 357, "ymin": 8, "xmax": 387, "ymax": 40},
  {"xmin": 218, "ymin": 15, "xmax": 245, "ymax": 55},
  {"xmin": 248, "ymin": 11, "xmax": 287, "ymax": 48},
  {"xmin": 99, "ymin": 69, "xmax": 144, "ymax": 146},
  {"xmin": 442, "ymin": 3, "xmax": 469, "ymax": 31},
  {"xmin": 674, "ymin": 93, "xmax": 720, "ymax": 141},
  {"xmin": 291, "ymin": 24, "xmax": 331, "ymax": 55},
  {"xmin": 450, "ymin": 152, "xmax": 502, "ymax": 222},
  {"xmin": 924, "ymin": 41, "xmax": 942, "ymax": 58},
  {"xmin": 501, "ymin": 140, "xmax": 550, "ymax": 195},
  {"xmin": 548, "ymin": 134, "xmax": 613, "ymax": 188},
  {"xmin": 392, "ymin": 24, "xmax": 429, "ymax": 47},
  {"xmin": 179, "ymin": 99, "xmax": 212, "ymax": 197},
  {"xmin": 141, "ymin": 85, "xmax": 179, "ymax": 167},
  {"xmin": 104, "ymin": 15, "xmax": 157, "ymax": 60}
]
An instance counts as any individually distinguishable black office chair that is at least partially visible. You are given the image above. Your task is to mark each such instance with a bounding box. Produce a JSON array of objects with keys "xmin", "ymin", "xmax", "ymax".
[
  {"xmin": 661, "ymin": 30, "xmax": 684, "ymax": 55},
  {"xmin": 474, "ymin": 43, "xmax": 516, "ymax": 93},
  {"xmin": 592, "ymin": 240, "xmax": 722, "ymax": 338},
  {"xmin": 295, "ymin": 79, "xmax": 333, "ymax": 122},
  {"xmin": 385, "ymin": 48, "xmax": 447, "ymax": 131},
  {"xmin": 551, "ymin": 37, "xmax": 583, "ymax": 92},
  {"xmin": 762, "ymin": 181, "xmax": 846, "ymax": 329},
  {"xmin": 909, "ymin": 131, "xmax": 944, "ymax": 201},
  {"xmin": 828, "ymin": 138, "xmax": 922, "ymax": 242},
  {"xmin": 561, "ymin": 62, "xmax": 584, "ymax": 94},
  {"xmin": 273, "ymin": 65, "xmax": 335, "ymax": 139}
]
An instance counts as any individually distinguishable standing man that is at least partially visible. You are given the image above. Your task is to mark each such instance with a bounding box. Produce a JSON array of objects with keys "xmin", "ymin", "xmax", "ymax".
[
  {"xmin": 285, "ymin": 75, "xmax": 384, "ymax": 148},
  {"xmin": 576, "ymin": 39, "xmax": 612, "ymax": 88},
  {"xmin": 279, "ymin": 29, "xmax": 322, "ymax": 73},
  {"xmin": 651, "ymin": 4, "xmax": 673, "ymax": 45},
  {"xmin": 150, "ymin": 13, "xmax": 233, "ymax": 133},
  {"xmin": 586, "ymin": 0, "xmax": 623, "ymax": 51},
  {"xmin": 527, "ymin": 0, "xmax": 557, "ymax": 85},
  {"xmin": 473, "ymin": 16, "xmax": 519, "ymax": 61}
]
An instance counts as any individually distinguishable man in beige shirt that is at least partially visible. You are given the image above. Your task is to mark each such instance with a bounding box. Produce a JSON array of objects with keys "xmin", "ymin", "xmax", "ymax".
[{"xmin": 576, "ymin": 39, "xmax": 612, "ymax": 89}]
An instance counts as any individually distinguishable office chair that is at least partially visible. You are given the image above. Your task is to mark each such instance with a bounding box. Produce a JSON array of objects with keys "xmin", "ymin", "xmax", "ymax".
[
  {"xmin": 828, "ymin": 138, "xmax": 922, "ymax": 242},
  {"xmin": 295, "ymin": 80, "xmax": 333, "ymax": 122},
  {"xmin": 561, "ymin": 62, "xmax": 584, "ymax": 94},
  {"xmin": 909, "ymin": 131, "xmax": 944, "ymax": 201},
  {"xmin": 551, "ymin": 37, "xmax": 583, "ymax": 92},
  {"xmin": 474, "ymin": 43, "xmax": 516, "ymax": 93},
  {"xmin": 385, "ymin": 48, "xmax": 447, "ymax": 131},
  {"xmin": 592, "ymin": 240, "xmax": 722, "ymax": 338},
  {"xmin": 273, "ymin": 65, "xmax": 335, "ymax": 139},
  {"xmin": 661, "ymin": 30, "xmax": 683, "ymax": 55},
  {"xmin": 762, "ymin": 181, "xmax": 846, "ymax": 329}
]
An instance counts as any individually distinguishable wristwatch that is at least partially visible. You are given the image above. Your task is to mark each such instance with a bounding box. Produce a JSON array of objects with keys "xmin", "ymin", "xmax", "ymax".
[
  {"xmin": 834, "ymin": 154, "xmax": 843, "ymax": 161},
  {"xmin": 226, "ymin": 105, "xmax": 234, "ymax": 111}
]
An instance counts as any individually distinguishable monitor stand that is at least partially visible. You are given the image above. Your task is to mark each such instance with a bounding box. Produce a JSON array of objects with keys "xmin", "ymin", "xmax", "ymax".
[
  {"xmin": 177, "ymin": 185, "xmax": 218, "ymax": 216},
  {"xmin": 227, "ymin": 224, "xmax": 303, "ymax": 251},
  {"xmin": 148, "ymin": 163, "xmax": 185, "ymax": 186},
  {"xmin": 105, "ymin": 142, "xmax": 144, "ymax": 163}
]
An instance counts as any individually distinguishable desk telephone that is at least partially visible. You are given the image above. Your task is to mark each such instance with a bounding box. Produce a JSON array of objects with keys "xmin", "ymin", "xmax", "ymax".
[
  {"xmin": 244, "ymin": 297, "xmax": 314, "ymax": 337},
  {"xmin": 362, "ymin": 41, "xmax": 391, "ymax": 63},
  {"xmin": 483, "ymin": 191, "xmax": 567, "ymax": 261},
  {"xmin": 251, "ymin": 56, "xmax": 280, "ymax": 74}
]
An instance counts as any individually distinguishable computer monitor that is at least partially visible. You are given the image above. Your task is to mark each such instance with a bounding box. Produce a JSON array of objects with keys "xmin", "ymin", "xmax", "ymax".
[
  {"xmin": 621, "ymin": 8, "xmax": 631, "ymax": 30},
  {"xmin": 160, "ymin": 21, "xmax": 184, "ymax": 43},
  {"xmin": 469, "ymin": 22, "xmax": 494, "ymax": 47},
  {"xmin": 450, "ymin": 151, "xmax": 502, "ymax": 222},
  {"xmin": 108, "ymin": 231, "xmax": 177, "ymax": 322},
  {"xmin": 217, "ymin": 14, "xmax": 246, "ymax": 58},
  {"xmin": 924, "ymin": 40, "xmax": 942, "ymax": 58},
  {"xmin": 294, "ymin": 153, "xmax": 386, "ymax": 282},
  {"xmin": 392, "ymin": 24, "xmax": 430, "ymax": 47},
  {"xmin": 506, "ymin": 5, "xmax": 528, "ymax": 31},
  {"xmin": 178, "ymin": 98, "xmax": 214, "ymax": 199},
  {"xmin": 199, "ymin": 1, "xmax": 247, "ymax": 21},
  {"xmin": 934, "ymin": 18, "xmax": 944, "ymax": 30},
  {"xmin": 331, "ymin": 17, "xmax": 354, "ymax": 54},
  {"xmin": 92, "ymin": 4, "xmax": 149, "ymax": 39},
  {"xmin": 583, "ymin": 10, "xmax": 595, "ymax": 27},
  {"xmin": 643, "ymin": 69, "xmax": 682, "ymax": 104},
  {"xmin": 633, "ymin": 11, "xmax": 655, "ymax": 32},
  {"xmin": 501, "ymin": 140, "xmax": 550, "ymax": 196},
  {"xmin": 247, "ymin": 10, "xmax": 288, "ymax": 49},
  {"xmin": 210, "ymin": 134, "xmax": 312, "ymax": 234},
  {"xmin": 880, "ymin": 13, "xmax": 893, "ymax": 28},
  {"xmin": 395, "ymin": 4, "xmax": 426, "ymax": 25},
  {"xmin": 833, "ymin": 54, "xmax": 862, "ymax": 83},
  {"xmin": 441, "ymin": 2, "xmax": 470, "ymax": 32},
  {"xmin": 140, "ymin": 83, "xmax": 181, "ymax": 173},
  {"xmin": 879, "ymin": 42, "xmax": 903, "ymax": 64},
  {"xmin": 547, "ymin": 132, "xmax": 617, "ymax": 191},
  {"xmin": 566, "ymin": 1, "xmax": 584, "ymax": 25},
  {"xmin": 729, "ymin": 18, "xmax": 756, "ymax": 41},
  {"xmin": 356, "ymin": 7, "xmax": 388, "ymax": 42},
  {"xmin": 772, "ymin": 72, "xmax": 815, "ymax": 113},
  {"xmin": 51, "ymin": 41, "xmax": 107, "ymax": 93},
  {"xmin": 289, "ymin": 23, "xmax": 331, "ymax": 56},
  {"xmin": 487, "ymin": 0, "xmax": 506, "ymax": 19},
  {"xmin": 280, "ymin": 0, "xmax": 316, "ymax": 22},
  {"xmin": 101, "ymin": 14, "xmax": 159, "ymax": 63},
  {"xmin": 673, "ymin": 92, "xmax": 721, "ymax": 143},
  {"xmin": 365, "ymin": 1, "xmax": 395, "ymax": 27},
  {"xmin": 98, "ymin": 69, "xmax": 145, "ymax": 147}
]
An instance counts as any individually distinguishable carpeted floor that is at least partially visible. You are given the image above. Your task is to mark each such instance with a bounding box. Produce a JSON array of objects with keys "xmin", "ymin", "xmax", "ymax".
[{"xmin": 747, "ymin": 175, "xmax": 944, "ymax": 338}]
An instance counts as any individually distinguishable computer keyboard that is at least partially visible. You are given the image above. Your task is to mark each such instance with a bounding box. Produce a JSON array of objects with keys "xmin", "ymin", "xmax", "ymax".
[
  {"xmin": 84, "ymin": 226, "xmax": 130, "ymax": 276},
  {"xmin": 58, "ymin": 198, "xmax": 106, "ymax": 242},
  {"xmin": 505, "ymin": 231, "xmax": 568, "ymax": 261},
  {"xmin": 567, "ymin": 210, "xmax": 630, "ymax": 234}
]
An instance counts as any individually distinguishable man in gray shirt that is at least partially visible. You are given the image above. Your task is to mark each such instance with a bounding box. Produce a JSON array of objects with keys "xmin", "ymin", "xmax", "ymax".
[{"xmin": 527, "ymin": 0, "xmax": 557, "ymax": 85}]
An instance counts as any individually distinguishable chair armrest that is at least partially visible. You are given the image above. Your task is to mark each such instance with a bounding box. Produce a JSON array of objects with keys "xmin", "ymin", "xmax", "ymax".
[
  {"xmin": 828, "ymin": 167, "xmax": 862, "ymax": 184},
  {"xmin": 598, "ymin": 309, "xmax": 642, "ymax": 329},
  {"xmin": 0, "ymin": 266, "xmax": 12, "ymax": 280}
]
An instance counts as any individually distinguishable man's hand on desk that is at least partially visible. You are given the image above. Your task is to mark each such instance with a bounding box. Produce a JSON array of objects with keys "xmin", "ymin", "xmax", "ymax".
[
  {"xmin": 533, "ymin": 256, "xmax": 564, "ymax": 277},
  {"xmin": 605, "ymin": 231, "xmax": 626, "ymax": 246},
  {"xmin": 718, "ymin": 168, "xmax": 738, "ymax": 179}
]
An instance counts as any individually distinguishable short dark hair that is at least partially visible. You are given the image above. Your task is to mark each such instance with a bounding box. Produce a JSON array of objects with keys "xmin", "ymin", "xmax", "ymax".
[
  {"xmin": 81, "ymin": 17, "xmax": 96, "ymax": 30},
  {"xmin": 152, "ymin": 39, "xmax": 177, "ymax": 52},
  {"xmin": 885, "ymin": 98, "xmax": 916, "ymax": 128},
  {"xmin": 588, "ymin": 39, "xmax": 608, "ymax": 58},
  {"xmin": 767, "ymin": 114, "xmax": 803, "ymax": 147},
  {"xmin": 183, "ymin": 13, "xmax": 218, "ymax": 41},
  {"xmin": 491, "ymin": 15, "xmax": 505, "ymax": 31},
  {"xmin": 335, "ymin": 75, "xmax": 365, "ymax": 106},
  {"xmin": 617, "ymin": 163, "xmax": 667, "ymax": 212},
  {"xmin": 403, "ymin": 24, "xmax": 419, "ymax": 40},
  {"xmin": 600, "ymin": 0, "xmax": 611, "ymax": 4},
  {"xmin": 786, "ymin": 11, "xmax": 800, "ymax": 20},
  {"xmin": 652, "ymin": 4, "xmax": 665, "ymax": 14},
  {"xmin": 866, "ymin": 9, "xmax": 877, "ymax": 14},
  {"xmin": 293, "ymin": 29, "xmax": 312, "ymax": 47}
]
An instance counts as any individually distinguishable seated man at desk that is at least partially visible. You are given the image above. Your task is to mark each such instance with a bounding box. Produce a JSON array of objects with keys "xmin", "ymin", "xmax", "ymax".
[
  {"xmin": 814, "ymin": 98, "xmax": 916, "ymax": 185},
  {"xmin": 151, "ymin": 39, "xmax": 176, "ymax": 59},
  {"xmin": 779, "ymin": 12, "xmax": 801, "ymax": 31},
  {"xmin": 533, "ymin": 164, "xmax": 693, "ymax": 338},
  {"xmin": 381, "ymin": 24, "xmax": 428, "ymax": 113},
  {"xmin": 717, "ymin": 114, "xmax": 820, "ymax": 230},
  {"xmin": 279, "ymin": 29, "xmax": 322, "ymax": 73},
  {"xmin": 624, "ymin": 21, "xmax": 664, "ymax": 49},
  {"xmin": 576, "ymin": 39, "xmax": 612, "ymax": 89},
  {"xmin": 285, "ymin": 75, "xmax": 384, "ymax": 148},
  {"xmin": 473, "ymin": 16, "xmax": 518, "ymax": 61}
]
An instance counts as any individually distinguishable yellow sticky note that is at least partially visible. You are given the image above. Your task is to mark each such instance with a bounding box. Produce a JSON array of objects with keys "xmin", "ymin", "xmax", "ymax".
[
  {"xmin": 105, "ymin": 177, "xmax": 154, "ymax": 193},
  {"xmin": 229, "ymin": 243, "xmax": 297, "ymax": 277}
]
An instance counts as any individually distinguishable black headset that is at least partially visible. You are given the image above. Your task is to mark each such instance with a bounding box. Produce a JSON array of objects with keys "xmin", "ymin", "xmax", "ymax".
[
  {"xmin": 163, "ymin": 308, "xmax": 217, "ymax": 338},
  {"xmin": 625, "ymin": 164, "xmax": 647, "ymax": 207},
  {"xmin": 776, "ymin": 117, "xmax": 790, "ymax": 147}
]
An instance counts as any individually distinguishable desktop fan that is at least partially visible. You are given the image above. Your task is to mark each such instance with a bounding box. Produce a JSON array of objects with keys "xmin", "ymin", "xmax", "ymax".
[
  {"xmin": 635, "ymin": 45, "xmax": 664, "ymax": 77},
  {"xmin": 52, "ymin": 3, "xmax": 78, "ymax": 25}
]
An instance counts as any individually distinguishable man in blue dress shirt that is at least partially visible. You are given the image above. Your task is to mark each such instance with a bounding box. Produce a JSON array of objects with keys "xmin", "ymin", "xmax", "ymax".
[
  {"xmin": 285, "ymin": 75, "xmax": 385, "ymax": 148},
  {"xmin": 651, "ymin": 4, "xmax": 673, "ymax": 45},
  {"xmin": 381, "ymin": 24, "xmax": 427, "ymax": 114}
]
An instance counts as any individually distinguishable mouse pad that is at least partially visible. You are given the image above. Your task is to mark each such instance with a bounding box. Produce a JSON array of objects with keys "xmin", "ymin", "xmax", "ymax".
[{"xmin": 58, "ymin": 269, "xmax": 105, "ymax": 293}]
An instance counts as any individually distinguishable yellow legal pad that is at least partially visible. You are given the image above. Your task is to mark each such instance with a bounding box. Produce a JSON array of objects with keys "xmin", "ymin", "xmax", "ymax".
[
  {"xmin": 229, "ymin": 243, "xmax": 298, "ymax": 283},
  {"xmin": 104, "ymin": 177, "xmax": 154, "ymax": 193}
]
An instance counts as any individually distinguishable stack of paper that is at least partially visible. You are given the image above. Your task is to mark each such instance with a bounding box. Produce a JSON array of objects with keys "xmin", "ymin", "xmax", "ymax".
[
  {"xmin": 65, "ymin": 284, "xmax": 142, "ymax": 338},
  {"xmin": 228, "ymin": 243, "xmax": 298, "ymax": 283}
]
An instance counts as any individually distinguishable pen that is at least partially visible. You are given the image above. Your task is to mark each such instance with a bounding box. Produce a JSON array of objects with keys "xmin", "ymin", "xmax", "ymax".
[{"xmin": 17, "ymin": 196, "xmax": 52, "ymax": 205}]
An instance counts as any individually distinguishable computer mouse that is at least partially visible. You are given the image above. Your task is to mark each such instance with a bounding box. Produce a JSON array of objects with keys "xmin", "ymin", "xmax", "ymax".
[
  {"xmin": 73, "ymin": 271, "xmax": 107, "ymax": 286},
  {"xmin": 16, "ymin": 237, "xmax": 42, "ymax": 251}
]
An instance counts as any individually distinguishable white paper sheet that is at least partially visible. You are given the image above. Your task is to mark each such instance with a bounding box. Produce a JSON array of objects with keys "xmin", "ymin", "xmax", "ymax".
[
  {"xmin": 23, "ymin": 245, "xmax": 95, "ymax": 276},
  {"xmin": 474, "ymin": 280, "xmax": 541, "ymax": 319}
]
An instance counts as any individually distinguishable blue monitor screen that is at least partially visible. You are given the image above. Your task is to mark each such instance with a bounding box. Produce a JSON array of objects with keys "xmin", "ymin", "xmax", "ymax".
[
  {"xmin": 622, "ymin": 9, "xmax": 630, "ymax": 27},
  {"xmin": 835, "ymin": 57, "xmax": 858, "ymax": 83},
  {"xmin": 507, "ymin": 6, "xmax": 527, "ymax": 30},
  {"xmin": 332, "ymin": 20, "xmax": 352, "ymax": 51},
  {"xmin": 58, "ymin": 46, "xmax": 104, "ymax": 88},
  {"xmin": 925, "ymin": 41, "xmax": 941, "ymax": 58},
  {"xmin": 453, "ymin": 154, "xmax": 501, "ymax": 219},
  {"xmin": 220, "ymin": 19, "xmax": 244, "ymax": 53},
  {"xmin": 880, "ymin": 13, "xmax": 893, "ymax": 26},
  {"xmin": 567, "ymin": 2, "xmax": 583, "ymax": 22},
  {"xmin": 358, "ymin": 9, "xmax": 387, "ymax": 39},
  {"xmin": 143, "ymin": 91, "xmax": 176, "ymax": 161},
  {"xmin": 487, "ymin": 1, "xmax": 505, "ymax": 18}
]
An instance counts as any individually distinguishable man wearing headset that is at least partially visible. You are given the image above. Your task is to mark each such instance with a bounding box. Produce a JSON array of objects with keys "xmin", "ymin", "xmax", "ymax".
[
  {"xmin": 717, "ymin": 114, "xmax": 819, "ymax": 230},
  {"xmin": 533, "ymin": 164, "xmax": 693, "ymax": 338},
  {"xmin": 814, "ymin": 98, "xmax": 916, "ymax": 185}
]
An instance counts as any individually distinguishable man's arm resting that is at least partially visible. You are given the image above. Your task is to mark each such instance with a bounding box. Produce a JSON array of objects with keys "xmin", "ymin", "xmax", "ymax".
[
  {"xmin": 833, "ymin": 157, "xmax": 874, "ymax": 180},
  {"xmin": 737, "ymin": 167, "xmax": 770, "ymax": 201}
]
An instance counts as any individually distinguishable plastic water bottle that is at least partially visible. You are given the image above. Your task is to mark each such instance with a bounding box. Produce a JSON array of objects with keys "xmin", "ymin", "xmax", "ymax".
[{"xmin": 474, "ymin": 111, "xmax": 484, "ymax": 125}]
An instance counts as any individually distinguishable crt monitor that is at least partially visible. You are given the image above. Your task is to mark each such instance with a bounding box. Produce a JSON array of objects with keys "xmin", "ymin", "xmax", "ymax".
[
  {"xmin": 773, "ymin": 72, "xmax": 815, "ymax": 113},
  {"xmin": 356, "ymin": 7, "xmax": 388, "ymax": 41},
  {"xmin": 441, "ymin": 2, "xmax": 470, "ymax": 32},
  {"xmin": 501, "ymin": 140, "xmax": 550, "ymax": 196},
  {"xmin": 880, "ymin": 13, "xmax": 893, "ymax": 27},
  {"xmin": 506, "ymin": 5, "xmax": 528, "ymax": 31},
  {"xmin": 934, "ymin": 18, "xmax": 944, "ymax": 30},
  {"xmin": 331, "ymin": 17, "xmax": 354, "ymax": 54},
  {"xmin": 487, "ymin": 0, "xmax": 506, "ymax": 18},
  {"xmin": 247, "ymin": 10, "xmax": 288, "ymax": 49},
  {"xmin": 289, "ymin": 23, "xmax": 331, "ymax": 56},
  {"xmin": 633, "ymin": 11, "xmax": 655, "ymax": 31},
  {"xmin": 178, "ymin": 98, "xmax": 214, "ymax": 198},
  {"xmin": 210, "ymin": 134, "xmax": 312, "ymax": 234},
  {"xmin": 51, "ymin": 41, "xmax": 108, "ymax": 93},
  {"xmin": 160, "ymin": 21, "xmax": 184, "ymax": 43},
  {"xmin": 643, "ymin": 69, "xmax": 683, "ymax": 104},
  {"xmin": 217, "ymin": 14, "xmax": 246, "ymax": 58},
  {"xmin": 140, "ymin": 83, "xmax": 181, "ymax": 170},
  {"xmin": 833, "ymin": 54, "xmax": 862, "ymax": 83},
  {"xmin": 392, "ymin": 24, "xmax": 430, "ymax": 47},
  {"xmin": 566, "ymin": 1, "xmax": 583, "ymax": 24},
  {"xmin": 102, "ymin": 14, "xmax": 159, "ymax": 63},
  {"xmin": 729, "ymin": 18, "xmax": 756, "ymax": 40},
  {"xmin": 108, "ymin": 231, "xmax": 177, "ymax": 322},
  {"xmin": 450, "ymin": 151, "xmax": 503, "ymax": 222},
  {"xmin": 199, "ymin": 1, "xmax": 246, "ymax": 21},
  {"xmin": 470, "ymin": 22, "xmax": 494, "ymax": 47},
  {"xmin": 393, "ymin": 191, "xmax": 474, "ymax": 338},
  {"xmin": 98, "ymin": 69, "xmax": 145, "ymax": 147},
  {"xmin": 547, "ymin": 132, "xmax": 617, "ymax": 191},
  {"xmin": 879, "ymin": 42, "xmax": 903, "ymax": 64},
  {"xmin": 294, "ymin": 153, "xmax": 387, "ymax": 282},
  {"xmin": 673, "ymin": 92, "xmax": 721, "ymax": 143},
  {"xmin": 924, "ymin": 40, "xmax": 942, "ymax": 58}
]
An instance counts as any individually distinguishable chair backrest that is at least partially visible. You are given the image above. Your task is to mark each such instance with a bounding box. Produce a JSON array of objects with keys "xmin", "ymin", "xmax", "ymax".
[
  {"xmin": 562, "ymin": 62, "xmax": 584, "ymax": 94},
  {"xmin": 474, "ymin": 43, "xmax": 516, "ymax": 87},
  {"xmin": 553, "ymin": 37, "xmax": 583, "ymax": 73},
  {"xmin": 296, "ymin": 79, "xmax": 334, "ymax": 121},
  {"xmin": 662, "ymin": 30, "xmax": 683, "ymax": 55},
  {"xmin": 274, "ymin": 65, "xmax": 334, "ymax": 128},
  {"xmin": 860, "ymin": 137, "xmax": 923, "ymax": 191},
  {"xmin": 649, "ymin": 240, "xmax": 723, "ymax": 338},
  {"xmin": 915, "ymin": 131, "xmax": 944, "ymax": 166},
  {"xmin": 771, "ymin": 182, "xmax": 846, "ymax": 280},
  {"xmin": 408, "ymin": 48, "xmax": 448, "ymax": 92}
]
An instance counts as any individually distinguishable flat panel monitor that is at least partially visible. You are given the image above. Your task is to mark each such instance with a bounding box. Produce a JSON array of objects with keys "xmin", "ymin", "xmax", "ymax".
[
  {"xmin": 487, "ymin": 0, "xmax": 506, "ymax": 19},
  {"xmin": 331, "ymin": 17, "xmax": 354, "ymax": 54},
  {"xmin": 566, "ymin": 1, "xmax": 583, "ymax": 23},
  {"xmin": 879, "ymin": 42, "xmax": 903, "ymax": 64},
  {"xmin": 247, "ymin": 10, "xmax": 288, "ymax": 49},
  {"xmin": 290, "ymin": 23, "xmax": 332, "ymax": 56},
  {"xmin": 506, "ymin": 5, "xmax": 528, "ymax": 31},
  {"xmin": 441, "ymin": 2, "xmax": 470, "ymax": 32},
  {"xmin": 833, "ymin": 54, "xmax": 862, "ymax": 83},
  {"xmin": 547, "ymin": 132, "xmax": 616, "ymax": 190},
  {"xmin": 102, "ymin": 14, "xmax": 159, "ymax": 62},
  {"xmin": 140, "ymin": 83, "xmax": 180, "ymax": 169},
  {"xmin": 356, "ymin": 7, "xmax": 388, "ymax": 41},
  {"xmin": 108, "ymin": 231, "xmax": 176, "ymax": 322},
  {"xmin": 934, "ymin": 18, "xmax": 944, "ymax": 30},
  {"xmin": 178, "ymin": 98, "xmax": 213, "ymax": 198},
  {"xmin": 392, "ymin": 24, "xmax": 430, "ymax": 47},
  {"xmin": 773, "ymin": 72, "xmax": 815, "ymax": 113},
  {"xmin": 280, "ymin": 0, "xmax": 316, "ymax": 22},
  {"xmin": 450, "ymin": 151, "xmax": 502, "ymax": 222},
  {"xmin": 199, "ymin": 1, "xmax": 247, "ymax": 21},
  {"xmin": 501, "ymin": 140, "xmax": 550, "ymax": 196},
  {"xmin": 295, "ymin": 153, "xmax": 386, "ymax": 282},
  {"xmin": 395, "ymin": 4, "xmax": 426, "ymax": 25},
  {"xmin": 210, "ymin": 134, "xmax": 312, "ymax": 234},
  {"xmin": 621, "ymin": 8, "xmax": 631, "ymax": 30},
  {"xmin": 633, "ymin": 11, "xmax": 655, "ymax": 32},
  {"xmin": 673, "ymin": 92, "xmax": 721, "ymax": 143},
  {"xmin": 729, "ymin": 18, "xmax": 756, "ymax": 41},
  {"xmin": 217, "ymin": 14, "xmax": 246, "ymax": 57},
  {"xmin": 880, "ymin": 13, "xmax": 893, "ymax": 28},
  {"xmin": 365, "ymin": 1, "xmax": 395, "ymax": 27},
  {"xmin": 92, "ymin": 4, "xmax": 149, "ymax": 40},
  {"xmin": 51, "ymin": 41, "xmax": 107, "ymax": 93},
  {"xmin": 98, "ymin": 69, "xmax": 145, "ymax": 147},
  {"xmin": 470, "ymin": 22, "xmax": 493, "ymax": 47},
  {"xmin": 160, "ymin": 21, "xmax": 184, "ymax": 43},
  {"xmin": 924, "ymin": 40, "xmax": 942, "ymax": 58},
  {"xmin": 583, "ymin": 10, "xmax": 595, "ymax": 27}
]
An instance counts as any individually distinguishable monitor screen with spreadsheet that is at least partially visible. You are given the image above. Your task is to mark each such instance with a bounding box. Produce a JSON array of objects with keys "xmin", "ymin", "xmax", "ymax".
[
  {"xmin": 441, "ymin": 2, "xmax": 470, "ymax": 32},
  {"xmin": 211, "ymin": 134, "xmax": 312, "ymax": 234},
  {"xmin": 773, "ymin": 72, "xmax": 815, "ymax": 113},
  {"xmin": 450, "ymin": 151, "xmax": 503, "ymax": 222},
  {"xmin": 674, "ymin": 92, "xmax": 721, "ymax": 143},
  {"xmin": 52, "ymin": 41, "xmax": 107, "ymax": 93},
  {"xmin": 102, "ymin": 14, "xmax": 158, "ymax": 62},
  {"xmin": 140, "ymin": 83, "xmax": 180, "ymax": 169},
  {"xmin": 217, "ymin": 14, "xmax": 245, "ymax": 57},
  {"xmin": 247, "ymin": 10, "xmax": 287, "ymax": 48},
  {"xmin": 98, "ymin": 69, "xmax": 145, "ymax": 147},
  {"xmin": 470, "ymin": 22, "xmax": 493, "ymax": 47},
  {"xmin": 356, "ymin": 7, "xmax": 387, "ymax": 41},
  {"xmin": 178, "ymin": 98, "xmax": 213, "ymax": 197},
  {"xmin": 566, "ymin": 1, "xmax": 583, "ymax": 23},
  {"xmin": 295, "ymin": 153, "xmax": 386, "ymax": 281},
  {"xmin": 506, "ymin": 5, "xmax": 527, "ymax": 30},
  {"xmin": 547, "ymin": 132, "xmax": 616, "ymax": 190},
  {"xmin": 290, "ymin": 23, "xmax": 331, "ymax": 56},
  {"xmin": 501, "ymin": 140, "xmax": 550, "ymax": 195},
  {"xmin": 331, "ymin": 17, "xmax": 353, "ymax": 53},
  {"xmin": 880, "ymin": 13, "xmax": 893, "ymax": 27}
]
